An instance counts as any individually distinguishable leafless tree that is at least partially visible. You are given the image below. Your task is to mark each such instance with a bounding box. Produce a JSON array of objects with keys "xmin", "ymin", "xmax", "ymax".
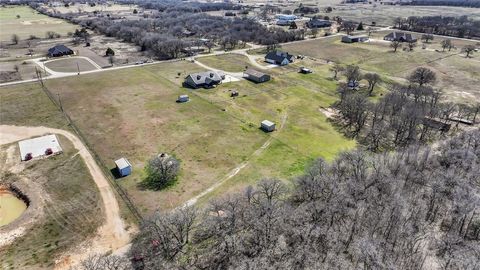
[
  {"xmin": 390, "ymin": 40, "xmax": 402, "ymax": 52},
  {"xmin": 330, "ymin": 63, "xmax": 344, "ymax": 80},
  {"xmin": 78, "ymin": 254, "xmax": 130, "ymax": 270},
  {"xmin": 11, "ymin": 34, "xmax": 19, "ymax": 45},
  {"xmin": 363, "ymin": 73, "xmax": 381, "ymax": 96},
  {"xmin": 441, "ymin": 39, "xmax": 452, "ymax": 51},
  {"xmin": 462, "ymin": 45, "xmax": 476, "ymax": 57},
  {"xmin": 408, "ymin": 67, "xmax": 436, "ymax": 86}
]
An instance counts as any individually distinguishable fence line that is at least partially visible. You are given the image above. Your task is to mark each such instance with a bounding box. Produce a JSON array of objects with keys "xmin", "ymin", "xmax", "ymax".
[{"xmin": 39, "ymin": 80, "xmax": 144, "ymax": 223}]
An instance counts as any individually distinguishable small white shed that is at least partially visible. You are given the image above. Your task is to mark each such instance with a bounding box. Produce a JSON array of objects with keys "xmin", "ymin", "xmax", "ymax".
[
  {"xmin": 261, "ymin": 120, "xmax": 276, "ymax": 132},
  {"xmin": 177, "ymin": 95, "xmax": 189, "ymax": 103},
  {"xmin": 115, "ymin": 158, "xmax": 132, "ymax": 177}
]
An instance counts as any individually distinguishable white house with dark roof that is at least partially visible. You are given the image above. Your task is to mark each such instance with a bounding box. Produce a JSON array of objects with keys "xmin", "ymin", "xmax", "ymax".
[{"xmin": 265, "ymin": 51, "xmax": 294, "ymax": 66}]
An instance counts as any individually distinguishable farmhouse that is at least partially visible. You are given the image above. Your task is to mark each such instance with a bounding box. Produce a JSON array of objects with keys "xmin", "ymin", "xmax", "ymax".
[
  {"xmin": 265, "ymin": 51, "xmax": 294, "ymax": 66},
  {"xmin": 342, "ymin": 35, "xmax": 369, "ymax": 43},
  {"xmin": 277, "ymin": 19, "xmax": 294, "ymax": 26},
  {"xmin": 244, "ymin": 69, "xmax": 271, "ymax": 83},
  {"xmin": 18, "ymin": 134, "xmax": 62, "ymax": 161},
  {"xmin": 115, "ymin": 158, "xmax": 132, "ymax": 177},
  {"xmin": 47, "ymin": 44, "xmax": 74, "ymax": 57},
  {"xmin": 384, "ymin": 32, "xmax": 417, "ymax": 42},
  {"xmin": 261, "ymin": 120, "xmax": 276, "ymax": 132},
  {"xmin": 184, "ymin": 71, "xmax": 225, "ymax": 89},
  {"xmin": 306, "ymin": 18, "xmax": 332, "ymax": 28}
]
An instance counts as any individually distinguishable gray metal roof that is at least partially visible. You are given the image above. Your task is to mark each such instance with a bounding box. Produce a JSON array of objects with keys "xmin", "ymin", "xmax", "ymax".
[
  {"xmin": 115, "ymin": 158, "xmax": 131, "ymax": 170},
  {"xmin": 245, "ymin": 69, "xmax": 268, "ymax": 78},
  {"xmin": 186, "ymin": 71, "xmax": 224, "ymax": 85}
]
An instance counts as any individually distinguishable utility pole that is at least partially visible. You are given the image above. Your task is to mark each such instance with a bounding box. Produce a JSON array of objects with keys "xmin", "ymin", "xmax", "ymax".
[
  {"xmin": 77, "ymin": 62, "xmax": 80, "ymax": 75},
  {"xmin": 57, "ymin": 93, "xmax": 63, "ymax": 112}
]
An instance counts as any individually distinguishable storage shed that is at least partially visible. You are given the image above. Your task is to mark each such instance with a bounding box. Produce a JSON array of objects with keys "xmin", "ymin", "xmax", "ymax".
[
  {"xmin": 115, "ymin": 158, "xmax": 132, "ymax": 177},
  {"xmin": 261, "ymin": 120, "xmax": 276, "ymax": 132},
  {"xmin": 341, "ymin": 35, "xmax": 369, "ymax": 43},
  {"xmin": 244, "ymin": 69, "xmax": 271, "ymax": 83}
]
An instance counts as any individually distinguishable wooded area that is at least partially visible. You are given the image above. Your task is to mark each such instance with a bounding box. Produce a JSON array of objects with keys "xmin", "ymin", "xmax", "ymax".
[
  {"xmin": 394, "ymin": 15, "xmax": 480, "ymax": 39},
  {"xmin": 122, "ymin": 129, "xmax": 479, "ymax": 269}
]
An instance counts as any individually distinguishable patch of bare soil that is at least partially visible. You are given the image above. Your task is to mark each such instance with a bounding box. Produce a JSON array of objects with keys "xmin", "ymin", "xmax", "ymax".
[{"xmin": 319, "ymin": 106, "xmax": 338, "ymax": 119}]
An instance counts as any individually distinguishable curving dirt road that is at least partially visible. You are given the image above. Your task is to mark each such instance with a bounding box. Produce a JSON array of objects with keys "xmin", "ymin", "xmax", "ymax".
[{"xmin": 0, "ymin": 125, "xmax": 130, "ymax": 269}]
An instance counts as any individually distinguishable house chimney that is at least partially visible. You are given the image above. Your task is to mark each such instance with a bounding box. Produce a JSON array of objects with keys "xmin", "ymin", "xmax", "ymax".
[
  {"xmin": 197, "ymin": 75, "xmax": 201, "ymax": 80},
  {"xmin": 210, "ymin": 73, "xmax": 214, "ymax": 78}
]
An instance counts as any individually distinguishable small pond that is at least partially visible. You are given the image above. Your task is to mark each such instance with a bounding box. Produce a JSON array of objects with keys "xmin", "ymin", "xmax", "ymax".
[{"xmin": 0, "ymin": 189, "xmax": 27, "ymax": 227}]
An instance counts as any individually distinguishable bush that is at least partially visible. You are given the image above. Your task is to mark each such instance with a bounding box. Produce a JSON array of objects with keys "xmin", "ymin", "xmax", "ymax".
[{"xmin": 105, "ymin": 47, "xmax": 115, "ymax": 56}]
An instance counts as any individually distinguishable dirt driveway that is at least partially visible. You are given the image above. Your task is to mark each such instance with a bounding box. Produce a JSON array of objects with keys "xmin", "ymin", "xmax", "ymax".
[{"xmin": 0, "ymin": 125, "xmax": 131, "ymax": 269}]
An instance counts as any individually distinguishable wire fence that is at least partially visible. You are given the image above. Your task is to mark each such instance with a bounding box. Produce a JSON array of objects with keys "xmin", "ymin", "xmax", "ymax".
[{"xmin": 38, "ymin": 79, "xmax": 144, "ymax": 223}]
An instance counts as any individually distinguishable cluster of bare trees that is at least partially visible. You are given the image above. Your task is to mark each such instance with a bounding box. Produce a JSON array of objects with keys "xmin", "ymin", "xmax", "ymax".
[
  {"xmin": 335, "ymin": 66, "xmax": 479, "ymax": 151},
  {"xmin": 401, "ymin": 0, "xmax": 480, "ymax": 8},
  {"xmin": 31, "ymin": 1, "xmax": 303, "ymax": 60},
  {"xmin": 124, "ymin": 129, "xmax": 479, "ymax": 269},
  {"xmin": 393, "ymin": 16, "xmax": 480, "ymax": 39}
]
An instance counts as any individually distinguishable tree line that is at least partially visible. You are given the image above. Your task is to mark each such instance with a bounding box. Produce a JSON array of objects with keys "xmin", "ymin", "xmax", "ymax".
[
  {"xmin": 334, "ymin": 66, "xmax": 479, "ymax": 151},
  {"xmin": 401, "ymin": 0, "xmax": 480, "ymax": 8},
  {"xmin": 77, "ymin": 128, "xmax": 480, "ymax": 269},
  {"xmin": 394, "ymin": 15, "xmax": 480, "ymax": 39}
]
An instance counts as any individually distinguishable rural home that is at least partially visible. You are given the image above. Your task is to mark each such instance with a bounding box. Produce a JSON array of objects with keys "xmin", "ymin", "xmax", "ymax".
[
  {"xmin": 384, "ymin": 32, "xmax": 417, "ymax": 42},
  {"xmin": 244, "ymin": 69, "xmax": 271, "ymax": 83},
  {"xmin": 47, "ymin": 44, "xmax": 74, "ymax": 57},
  {"xmin": 277, "ymin": 19, "xmax": 294, "ymax": 26},
  {"xmin": 265, "ymin": 51, "xmax": 294, "ymax": 66},
  {"xmin": 184, "ymin": 71, "xmax": 225, "ymax": 89},
  {"xmin": 261, "ymin": 120, "xmax": 276, "ymax": 132},
  {"xmin": 115, "ymin": 158, "xmax": 132, "ymax": 177},
  {"xmin": 342, "ymin": 35, "xmax": 369, "ymax": 43},
  {"xmin": 306, "ymin": 18, "xmax": 332, "ymax": 28}
]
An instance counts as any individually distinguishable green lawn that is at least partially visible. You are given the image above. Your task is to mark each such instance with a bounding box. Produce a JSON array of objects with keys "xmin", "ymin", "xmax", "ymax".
[
  {"xmin": 0, "ymin": 5, "xmax": 78, "ymax": 42},
  {"xmin": 196, "ymin": 53, "xmax": 252, "ymax": 72},
  {"xmin": 1, "ymin": 58, "xmax": 354, "ymax": 214}
]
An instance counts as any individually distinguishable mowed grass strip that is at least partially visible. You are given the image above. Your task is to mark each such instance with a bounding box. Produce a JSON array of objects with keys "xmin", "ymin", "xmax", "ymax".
[{"xmin": 0, "ymin": 6, "xmax": 78, "ymax": 41}]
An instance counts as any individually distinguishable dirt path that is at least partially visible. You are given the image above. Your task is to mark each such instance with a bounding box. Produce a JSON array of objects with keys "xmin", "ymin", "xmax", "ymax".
[
  {"xmin": 182, "ymin": 112, "xmax": 288, "ymax": 208},
  {"xmin": 0, "ymin": 125, "xmax": 130, "ymax": 269}
]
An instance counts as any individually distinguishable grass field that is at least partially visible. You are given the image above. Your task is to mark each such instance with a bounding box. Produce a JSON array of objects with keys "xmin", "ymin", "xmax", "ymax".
[
  {"xmin": 197, "ymin": 54, "xmax": 251, "ymax": 72},
  {"xmin": 45, "ymin": 58, "xmax": 98, "ymax": 73},
  {"xmin": 1, "ymin": 58, "xmax": 354, "ymax": 214},
  {"xmin": 0, "ymin": 135, "xmax": 103, "ymax": 269},
  {"xmin": 0, "ymin": 6, "xmax": 78, "ymax": 42},
  {"xmin": 281, "ymin": 33, "xmax": 480, "ymax": 103}
]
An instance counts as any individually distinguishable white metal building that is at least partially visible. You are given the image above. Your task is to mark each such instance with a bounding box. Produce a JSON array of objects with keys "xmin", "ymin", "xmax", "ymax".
[
  {"xmin": 115, "ymin": 158, "xmax": 132, "ymax": 177},
  {"xmin": 261, "ymin": 120, "xmax": 276, "ymax": 132},
  {"xmin": 18, "ymin": 134, "xmax": 62, "ymax": 161}
]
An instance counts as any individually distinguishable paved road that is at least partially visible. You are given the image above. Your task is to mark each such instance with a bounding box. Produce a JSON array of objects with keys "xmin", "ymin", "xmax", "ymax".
[{"xmin": 0, "ymin": 125, "xmax": 131, "ymax": 269}]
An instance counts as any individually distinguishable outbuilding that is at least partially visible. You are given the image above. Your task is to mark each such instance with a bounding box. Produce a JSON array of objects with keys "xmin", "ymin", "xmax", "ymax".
[
  {"xmin": 299, "ymin": 67, "xmax": 312, "ymax": 74},
  {"xmin": 19, "ymin": 134, "xmax": 63, "ymax": 161},
  {"xmin": 115, "ymin": 158, "xmax": 132, "ymax": 177},
  {"xmin": 177, "ymin": 95, "xmax": 189, "ymax": 103},
  {"xmin": 342, "ymin": 35, "xmax": 369, "ymax": 43},
  {"xmin": 261, "ymin": 120, "xmax": 276, "ymax": 132},
  {"xmin": 244, "ymin": 69, "xmax": 271, "ymax": 83}
]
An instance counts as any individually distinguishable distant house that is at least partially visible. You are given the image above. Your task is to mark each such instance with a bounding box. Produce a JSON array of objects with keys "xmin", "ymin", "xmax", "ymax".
[
  {"xmin": 276, "ymin": 19, "xmax": 293, "ymax": 26},
  {"xmin": 184, "ymin": 71, "xmax": 225, "ymax": 89},
  {"xmin": 342, "ymin": 35, "xmax": 369, "ymax": 43},
  {"xmin": 384, "ymin": 32, "xmax": 417, "ymax": 42},
  {"xmin": 261, "ymin": 120, "xmax": 276, "ymax": 132},
  {"xmin": 115, "ymin": 158, "xmax": 132, "ymax": 177},
  {"xmin": 306, "ymin": 18, "xmax": 332, "ymax": 28},
  {"xmin": 265, "ymin": 51, "xmax": 294, "ymax": 66},
  {"xmin": 276, "ymin": 14, "xmax": 298, "ymax": 21},
  {"xmin": 244, "ymin": 69, "xmax": 271, "ymax": 83},
  {"xmin": 47, "ymin": 44, "xmax": 74, "ymax": 57}
]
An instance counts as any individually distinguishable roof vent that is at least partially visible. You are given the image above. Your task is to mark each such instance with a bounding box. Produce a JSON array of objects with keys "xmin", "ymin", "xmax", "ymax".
[
  {"xmin": 197, "ymin": 75, "xmax": 201, "ymax": 80},
  {"xmin": 210, "ymin": 73, "xmax": 214, "ymax": 78}
]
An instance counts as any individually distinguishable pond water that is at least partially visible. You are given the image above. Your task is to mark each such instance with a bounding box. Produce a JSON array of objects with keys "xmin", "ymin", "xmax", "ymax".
[{"xmin": 0, "ymin": 189, "xmax": 27, "ymax": 227}]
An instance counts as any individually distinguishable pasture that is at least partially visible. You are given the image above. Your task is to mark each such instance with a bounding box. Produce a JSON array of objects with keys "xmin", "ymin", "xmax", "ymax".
[
  {"xmin": 197, "ymin": 54, "xmax": 252, "ymax": 72},
  {"xmin": 0, "ymin": 6, "xmax": 78, "ymax": 42},
  {"xmin": 1, "ymin": 59, "xmax": 354, "ymax": 213},
  {"xmin": 280, "ymin": 33, "xmax": 480, "ymax": 103}
]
